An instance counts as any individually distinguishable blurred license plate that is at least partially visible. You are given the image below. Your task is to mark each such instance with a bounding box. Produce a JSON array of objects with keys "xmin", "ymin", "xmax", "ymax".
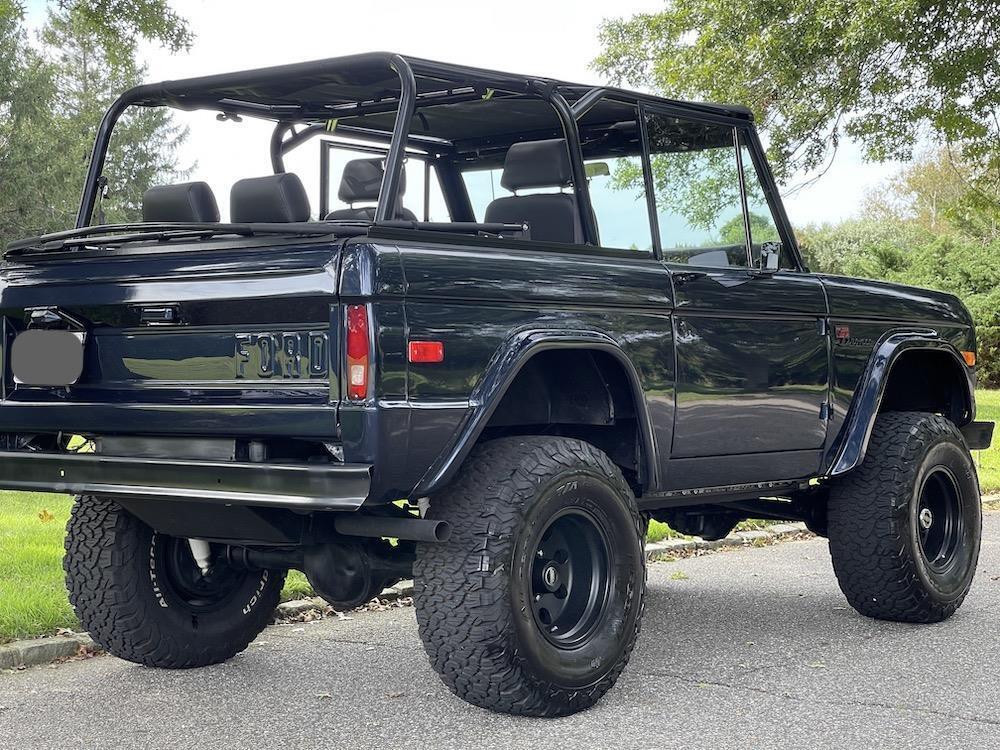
[{"xmin": 11, "ymin": 329, "xmax": 86, "ymax": 386}]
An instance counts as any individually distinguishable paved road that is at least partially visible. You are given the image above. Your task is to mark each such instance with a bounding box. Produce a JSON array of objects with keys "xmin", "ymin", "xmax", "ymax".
[{"xmin": 3, "ymin": 516, "xmax": 1000, "ymax": 750}]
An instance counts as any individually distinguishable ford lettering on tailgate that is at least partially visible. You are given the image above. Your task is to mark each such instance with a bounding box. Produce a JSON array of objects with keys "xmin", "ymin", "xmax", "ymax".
[{"xmin": 235, "ymin": 332, "xmax": 329, "ymax": 379}]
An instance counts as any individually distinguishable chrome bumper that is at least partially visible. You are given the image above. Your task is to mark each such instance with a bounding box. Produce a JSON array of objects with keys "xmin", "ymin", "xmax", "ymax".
[{"xmin": 0, "ymin": 451, "xmax": 371, "ymax": 510}]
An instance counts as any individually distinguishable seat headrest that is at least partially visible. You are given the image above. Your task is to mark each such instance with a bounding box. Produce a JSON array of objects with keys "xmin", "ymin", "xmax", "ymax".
[
  {"xmin": 338, "ymin": 158, "xmax": 406, "ymax": 204},
  {"xmin": 500, "ymin": 139, "xmax": 573, "ymax": 191},
  {"xmin": 142, "ymin": 182, "xmax": 220, "ymax": 223},
  {"xmin": 230, "ymin": 173, "xmax": 310, "ymax": 223}
]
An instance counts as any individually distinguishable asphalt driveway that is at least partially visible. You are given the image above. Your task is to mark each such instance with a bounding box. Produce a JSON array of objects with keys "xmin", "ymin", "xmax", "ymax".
[{"xmin": 2, "ymin": 514, "xmax": 999, "ymax": 750}]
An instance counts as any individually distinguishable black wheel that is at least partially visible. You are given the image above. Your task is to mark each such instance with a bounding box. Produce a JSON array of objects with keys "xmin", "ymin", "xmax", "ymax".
[
  {"xmin": 64, "ymin": 496, "xmax": 285, "ymax": 668},
  {"xmin": 414, "ymin": 437, "xmax": 646, "ymax": 717},
  {"xmin": 827, "ymin": 412, "xmax": 981, "ymax": 623}
]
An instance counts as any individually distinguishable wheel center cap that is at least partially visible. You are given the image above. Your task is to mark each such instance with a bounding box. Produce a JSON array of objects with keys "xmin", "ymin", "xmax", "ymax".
[
  {"xmin": 542, "ymin": 564, "xmax": 561, "ymax": 590},
  {"xmin": 919, "ymin": 507, "xmax": 934, "ymax": 530}
]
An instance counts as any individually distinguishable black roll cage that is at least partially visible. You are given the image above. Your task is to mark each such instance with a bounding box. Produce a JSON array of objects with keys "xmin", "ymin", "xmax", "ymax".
[{"xmin": 76, "ymin": 52, "xmax": 804, "ymax": 269}]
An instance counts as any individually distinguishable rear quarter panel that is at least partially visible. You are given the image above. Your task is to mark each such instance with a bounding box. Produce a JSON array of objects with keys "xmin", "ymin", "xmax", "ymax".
[{"xmin": 339, "ymin": 234, "xmax": 675, "ymax": 499}]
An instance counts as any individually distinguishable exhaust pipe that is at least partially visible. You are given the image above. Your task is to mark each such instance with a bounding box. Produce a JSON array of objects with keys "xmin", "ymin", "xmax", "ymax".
[{"xmin": 334, "ymin": 514, "xmax": 451, "ymax": 543}]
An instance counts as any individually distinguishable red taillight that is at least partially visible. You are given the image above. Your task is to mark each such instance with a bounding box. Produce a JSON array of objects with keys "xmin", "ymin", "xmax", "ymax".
[{"xmin": 345, "ymin": 304, "xmax": 370, "ymax": 400}]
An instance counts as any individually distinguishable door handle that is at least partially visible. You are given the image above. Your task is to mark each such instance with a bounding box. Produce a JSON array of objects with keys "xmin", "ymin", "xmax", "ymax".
[
  {"xmin": 139, "ymin": 305, "xmax": 181, "ymax": 326},
  {"xmin": 672, "ymin": 271, "xmax": 708, "ymax": 286}
]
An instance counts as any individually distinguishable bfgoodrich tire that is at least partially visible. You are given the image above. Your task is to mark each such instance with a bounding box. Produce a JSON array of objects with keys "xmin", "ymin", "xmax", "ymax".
[
  {"xmin": 827, "ymin": 412, "xmax": 981, "ymax": 623},
  {"xmin": 64, "ymin": 496, "xmax": 285, "ymax": 668},
  {"xmin": 414, "ymin": 437, "xmax": 646, "ymax": 717}
]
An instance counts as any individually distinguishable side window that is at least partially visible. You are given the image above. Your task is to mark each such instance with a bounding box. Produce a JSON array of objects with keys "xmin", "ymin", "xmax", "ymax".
[
  {"xmin": 738, "ymin": 143, "xmax": 794, "ymax": 270},
  {"xmin": 319, "ymin": 142, "xmax": 448, "ymax": 222},
  {"xmin": 644, "ymin": 113, "xmax": 748, "ymax": 267},
  {"xmin": 461, "ymin": 167, "xmax": 508, "ymax": 221},
  {"xmin": 586, "ymin": 155, "xmax": 653, "ymax": 251},
  {"xmin": 401, "ymin": 161, "xmax": 450, "ymax": 222}
]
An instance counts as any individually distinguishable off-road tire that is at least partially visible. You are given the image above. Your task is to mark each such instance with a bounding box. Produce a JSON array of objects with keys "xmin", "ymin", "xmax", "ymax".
[
  {"xmin": 414, "ymin": 437, "xmax": 646, "ymax": 716},
  {"xmin": 64, "ymin": 495, "xmax": 285, "ymax": 668},
  {"xmin": 827, "ymin": 412, "xmax": 981, "ymax": 623}
]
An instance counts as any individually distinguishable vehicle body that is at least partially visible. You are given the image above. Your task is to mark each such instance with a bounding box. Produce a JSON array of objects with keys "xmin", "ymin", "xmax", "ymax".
[{"xmin": 2, "ymin": 52, "xmax": 993, "ymax": 716}]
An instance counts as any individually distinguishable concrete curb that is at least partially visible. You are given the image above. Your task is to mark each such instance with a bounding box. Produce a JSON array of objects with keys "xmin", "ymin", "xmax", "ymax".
[
  {"xmin": 643, "ymin": 522, "xmax": 811, "ymax": 561},
  {"xmin": 0, "ymin": 634, "xmax": 98, "ymax": 671}
]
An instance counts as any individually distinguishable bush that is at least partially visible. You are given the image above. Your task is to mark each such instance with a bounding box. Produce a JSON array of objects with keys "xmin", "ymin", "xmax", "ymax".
[{"xmin": 798, "ymin": 220, "xmax": 1000, "ymax": 387}]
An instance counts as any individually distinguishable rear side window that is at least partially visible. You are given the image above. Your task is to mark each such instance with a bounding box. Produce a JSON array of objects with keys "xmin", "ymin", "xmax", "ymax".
[
  {"xmin": 585, "ymin": 155, "xmax": 653, "ymax": 251},
  {"xmin": 644, "ymin": 113, "xmax": 748, "ymax": 268},
  {"xmin": 461, "ymin": 168, "xmax": 509, "ymax": 221}
]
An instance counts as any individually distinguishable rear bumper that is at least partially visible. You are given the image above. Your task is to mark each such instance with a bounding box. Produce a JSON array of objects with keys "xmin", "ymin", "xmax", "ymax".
[
  {"xmin": 962, "ymin": 421, "xmax": 994, "ymax": 451},
  {"xmin": 0, "ymin": 451, "xmax": 371, "ymax": 510}
]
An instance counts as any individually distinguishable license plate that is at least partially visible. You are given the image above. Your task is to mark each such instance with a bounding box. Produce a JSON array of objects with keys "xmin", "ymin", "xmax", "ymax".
[{"xmin": 11, "ymin": 329, "xmax": 86, "ymax": 386}]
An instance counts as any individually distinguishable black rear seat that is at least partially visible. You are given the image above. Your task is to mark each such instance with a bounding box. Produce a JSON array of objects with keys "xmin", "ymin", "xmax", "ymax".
[
  {"xmin": 230, "ymin": 173, "xmax": 311, "ymax": 223},
  {"xmin": 142, "ymin": 182, "xmax": 220, "ymax": 223}
]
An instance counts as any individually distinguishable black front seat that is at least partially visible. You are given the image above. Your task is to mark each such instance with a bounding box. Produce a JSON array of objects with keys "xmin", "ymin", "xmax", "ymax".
[
  {"xmin": 484, "ymin": 139, "xmax": 584, "ymax": 244},
  {"xmin": 325, "ymin": 158, "xmax": 417, "ymax": 221}
]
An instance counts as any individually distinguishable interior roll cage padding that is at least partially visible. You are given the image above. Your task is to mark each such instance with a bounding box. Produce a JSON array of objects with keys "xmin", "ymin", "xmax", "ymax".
[{"xmin": 73, "ymin": 52, "xmax": 801, "ymax": 267}]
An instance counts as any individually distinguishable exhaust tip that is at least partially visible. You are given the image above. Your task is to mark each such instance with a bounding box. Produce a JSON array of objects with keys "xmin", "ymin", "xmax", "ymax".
[{"xmin": 432, "ymin": 520, "xmax": 451, "ymax": 543}]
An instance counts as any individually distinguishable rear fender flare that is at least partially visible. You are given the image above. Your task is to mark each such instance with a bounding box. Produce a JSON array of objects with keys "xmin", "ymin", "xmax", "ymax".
[
  {"xmin": 826, "ymin": 330, "xmax": 975, "ymax": 476},
  {"xmin": 411, "ymin": 329, "xmax": 659, "ymax": 497}
]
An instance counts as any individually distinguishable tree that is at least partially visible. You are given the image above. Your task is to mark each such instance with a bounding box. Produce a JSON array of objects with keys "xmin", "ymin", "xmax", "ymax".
[
  {"xmin": 864, "ymin": 149, "xmax": 1000, "ymax": 241},
  {"xmin": 594, "ymin": 0, "xmax": 1000, "ymax": 200},
  {"xmin": 58, "ymin": 0, "xmax": 190, "ymax": 64},
  {"xmin": 0, "ymin": 2, "xmax": 189, "ymax": 246}
]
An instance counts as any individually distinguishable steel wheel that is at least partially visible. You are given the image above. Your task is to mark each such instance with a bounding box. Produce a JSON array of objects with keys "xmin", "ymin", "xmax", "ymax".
[
  {"xmin": 157, "ymin": 535, "xmax": 247, "ymax": 613},
  {"xmin": 916, "ymin": 467, "xmax": 964, "ymax": 573},
  {"xmin": 529, "ymin": 509, "xmax": 612, "ymax": 649}
]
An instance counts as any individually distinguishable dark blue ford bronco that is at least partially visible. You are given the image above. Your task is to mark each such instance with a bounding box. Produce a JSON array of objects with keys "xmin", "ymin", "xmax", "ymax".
[{"xmin": 2, "ymin": 53, "xmax": 993, "ymax": 716}]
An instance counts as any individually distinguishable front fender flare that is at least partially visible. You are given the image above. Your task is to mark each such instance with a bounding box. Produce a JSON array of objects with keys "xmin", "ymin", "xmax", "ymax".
[
  {"xmin": 411, "ymin": 329, "xmax": 659, "ymax": 497},
  {"xmin": 825, "ymin": 330, "xmax": 975, "ymax": 476}
]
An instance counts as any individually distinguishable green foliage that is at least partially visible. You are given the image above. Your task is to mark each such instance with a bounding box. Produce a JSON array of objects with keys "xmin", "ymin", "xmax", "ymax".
[
  {"xmin": 799, "ymin": 217, "xmax": 1000, "ymax": 387},
  {"xmin": 718, "ymin": 211, "xmax": 779, "ymax": 247},
  {"xmin": 64, "ymin": 0, "xmax": 192, "ymax": 65},
  {"xmin": 595, "ymin": 0, "xmax": 1000, "ymax": 206},
  {"xmin": 0, "ymin": 5, "xmax": 187, "ymax": 247}
]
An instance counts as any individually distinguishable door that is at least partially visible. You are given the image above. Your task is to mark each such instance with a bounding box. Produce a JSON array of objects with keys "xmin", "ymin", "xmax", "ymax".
[{"xmin": 641, "ymin": 109, "xmax": 829, "ymax": 487}]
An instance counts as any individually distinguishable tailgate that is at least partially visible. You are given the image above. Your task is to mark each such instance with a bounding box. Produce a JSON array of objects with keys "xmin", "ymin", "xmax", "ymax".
[{"xmin": 0, "ymin": 239, "xmax": 343, "ymax": 439}]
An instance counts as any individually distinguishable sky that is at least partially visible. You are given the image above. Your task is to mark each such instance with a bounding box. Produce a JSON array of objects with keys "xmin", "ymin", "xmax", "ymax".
[{"xmin": 25, "ymin": 0, "xmax": 907, "ymax": 227}]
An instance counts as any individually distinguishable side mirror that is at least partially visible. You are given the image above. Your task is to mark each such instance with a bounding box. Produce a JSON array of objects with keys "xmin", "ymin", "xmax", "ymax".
[
  {"xmin": 760, "ymin": 241, "xmax": 781, "ymax": 273},
  {"xmin": 585, "ymin": 162, "xmax": 611, "ymax": 179}
]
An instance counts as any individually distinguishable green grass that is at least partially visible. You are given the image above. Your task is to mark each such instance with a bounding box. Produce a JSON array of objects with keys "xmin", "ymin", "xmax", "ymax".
[
  {"xmin": 1, "ymin": 391, "xmax": 997, "ymax": 642},
  {"xmin": 0, "ymin": 491, "xmax": 77, "ymax": 643},
  {"xmin": 0, "ymin": 490, "xmax": 315, "ymax": 643},
  {"xmin": 974, "ymin": 389, "xmax": 1000, "ymax": 494}
]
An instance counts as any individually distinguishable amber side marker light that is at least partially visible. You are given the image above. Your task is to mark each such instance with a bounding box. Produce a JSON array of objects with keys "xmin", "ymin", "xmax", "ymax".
[{"xmin": 961, "ymin": 351, "xmax": 977, "ymax": 367}]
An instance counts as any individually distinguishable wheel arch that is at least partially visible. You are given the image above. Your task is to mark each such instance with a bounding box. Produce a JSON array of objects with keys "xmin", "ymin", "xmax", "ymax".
[
  {"xmin": 411, "ymin": 330, "xmax": 659, "ymax": 497},
  {"xmin": 826, "ymin": 330, "xmax": 975, "ymax": 476}
]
